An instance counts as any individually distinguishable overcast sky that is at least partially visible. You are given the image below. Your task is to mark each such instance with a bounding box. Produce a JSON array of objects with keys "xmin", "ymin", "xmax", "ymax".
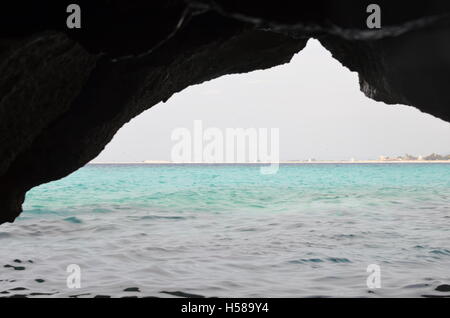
[{"xmin": 92, "ymin": 39, "xmax": 450, "ymax": 162}]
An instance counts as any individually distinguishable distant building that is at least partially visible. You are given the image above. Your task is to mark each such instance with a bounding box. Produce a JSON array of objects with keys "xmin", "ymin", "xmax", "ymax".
[
  {"xmin": 424, "ymin": 153, "xmax": 445, "ymax": 160},
  {"xmin": 403, "ymin": 154, "xmax": 418, "ymax": 160}
]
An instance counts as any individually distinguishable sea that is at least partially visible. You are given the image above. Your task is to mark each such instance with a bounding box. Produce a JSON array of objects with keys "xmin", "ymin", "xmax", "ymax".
[{"xmin": 0, "ymin": 163, "xmax": 449, "ymax": 298}]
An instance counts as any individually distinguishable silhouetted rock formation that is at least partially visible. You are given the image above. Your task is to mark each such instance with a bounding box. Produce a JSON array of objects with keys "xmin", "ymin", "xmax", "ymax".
[{"xmin": 1, "ymin": 1, "xmax": 450, "ymax": 223}]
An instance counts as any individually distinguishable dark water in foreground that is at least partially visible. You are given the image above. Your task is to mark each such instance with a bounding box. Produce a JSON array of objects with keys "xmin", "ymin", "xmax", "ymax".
[{"xmin": 0, "ymin": 164, "xmax": 449, "ymax": 298}]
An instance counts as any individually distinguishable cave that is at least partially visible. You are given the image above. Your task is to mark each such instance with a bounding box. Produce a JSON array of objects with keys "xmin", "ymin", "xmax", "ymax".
[{"xmin": 1, "ymin": 1, "xmax": 450, "ymax": 224}]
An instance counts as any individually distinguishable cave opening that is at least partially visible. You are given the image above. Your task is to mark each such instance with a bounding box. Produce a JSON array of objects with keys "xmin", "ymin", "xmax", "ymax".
[{"xmin": 92, "ymin": 39, "xmax": 450, "ymax": 164}]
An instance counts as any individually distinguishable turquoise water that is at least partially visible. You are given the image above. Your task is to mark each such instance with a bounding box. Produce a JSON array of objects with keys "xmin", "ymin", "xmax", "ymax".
[{"xmin": 1, "ymin": 164, "xmax": 449, "ymax": 297}]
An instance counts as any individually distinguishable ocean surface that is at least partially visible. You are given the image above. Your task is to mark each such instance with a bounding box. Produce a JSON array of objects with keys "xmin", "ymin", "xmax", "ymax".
[{"xmin": 1, "ymin": 163, "xmax": 449, "ymax": 298}]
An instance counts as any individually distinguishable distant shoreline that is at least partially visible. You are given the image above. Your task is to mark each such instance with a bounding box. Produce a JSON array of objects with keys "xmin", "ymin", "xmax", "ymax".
[{"xmin": 89, "ymin": 160, "xmax": 450, "ymax": 165}]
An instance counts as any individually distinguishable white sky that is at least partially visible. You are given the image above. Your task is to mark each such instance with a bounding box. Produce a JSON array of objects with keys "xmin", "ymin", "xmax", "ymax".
[{"xmin": 92, "ymin": 39, "xmax": 450, "ymax": 162}]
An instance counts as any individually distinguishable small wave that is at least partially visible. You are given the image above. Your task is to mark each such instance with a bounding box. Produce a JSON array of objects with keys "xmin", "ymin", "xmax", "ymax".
[
  {"xmin": 435, "ymin": 284, "xmax": 450, "ymax": 292},
  {"xmin": 123, "ymin": 287, "xmax": 140, "ymax": 292},
  {"xmin": 430, "ymin": 249, "xmax": 450, "ymax": 256},
  {"xmin": 3, "ymin": 264, "xmax": 26, "ymax": 271},
  {"xmin": 289, "ymin": 258, "xmax": 324, "ymax": 264},
  {"xmin": 63, "ymin": 217, "xmax": 83, "ymax": 224},
  {"xmin": 139, "ymin": 215, "xmax": 186, "ymax": 221},
  {"xmin": 326, "ymin": 257, "xmax": 352, "ymax": 263},
  {"xmin": 160, "ymin": 290, "xmax": 205, "ymax": 298}
]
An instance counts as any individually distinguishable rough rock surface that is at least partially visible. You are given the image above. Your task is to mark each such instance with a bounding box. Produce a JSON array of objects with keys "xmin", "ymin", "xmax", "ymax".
[{"xmin": 0, "ymin": 1, "xmax": 449, "ymax": 224}]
